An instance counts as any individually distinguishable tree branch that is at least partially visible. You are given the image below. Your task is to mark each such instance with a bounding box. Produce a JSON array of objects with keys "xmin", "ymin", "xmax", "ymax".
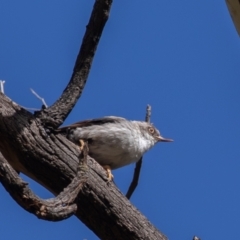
[
  {"xmin": 35, "ymin": 0, "xmax": 113, "ymax": 128},
  {"xmin": 0, "ymin": 0, "xmax": 168, "ymax": 238},
  {"xmin": 0, "ymin": 93, "xmax": 167, "ymax": 239},
  {"xmin": 30, "ymin": 88, "xmax": 48, "ymax": 109},
  {"xmin": 0, "ymin": 140, "xmax": 88, "ymax": 221},
  {"xmin": 0, "ymin": 153, "xmax": 79, "ymax": 221},
  {"xmin": 126, "ymin": 105, "xmax": 151, "ymax": 199}
]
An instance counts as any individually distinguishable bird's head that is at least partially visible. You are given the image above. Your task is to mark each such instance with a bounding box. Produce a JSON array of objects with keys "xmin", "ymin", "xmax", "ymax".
[{"xmin": 137, "ymin": 122, "xmax": 173, "ymax": 147}]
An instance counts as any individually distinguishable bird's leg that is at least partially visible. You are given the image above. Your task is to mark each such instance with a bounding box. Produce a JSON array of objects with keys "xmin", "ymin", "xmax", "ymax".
[
  {"xmin": 79, "ymin": 139, "xmax": 85, "ymax": 151},
  {"xmin": 77, "ymin": 139, "xmax": 89, "ymax": 173},
  {"xmin": 79, "ymin": 140, "xmax": 113, "ymax": 181},
  {"xmin": 102, "ymin": 165, "xmax": 114, "ymax": 181}
]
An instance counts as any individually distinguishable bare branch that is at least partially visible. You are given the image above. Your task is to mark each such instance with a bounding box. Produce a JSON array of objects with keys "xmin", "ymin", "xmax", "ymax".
[
  {"xmin": 0, "ymin": 93, "xmax": 167, "ymax": 239},
  {"xmin": 0, "ymin": 1, "xmax": 169, "ymax": 238},
  {"xmin": 35, "ymin": 0, "xmax": 113, "ymax": 128},
  {"xmin": 226, "ymin": 0, "xmax": 240, "ymax": 36},
  {"xmin": 0, "ymin": 144, "xmax": 88, "ymax": 221},
  {"xmin": 126, "ymin": 105, "xmax": 152, "ymax": 199},
  {"xmin": 126, "ymin": 157, "xmax": 142, "ymax": 199},
  {"xmin": 145, "ymin": 104, "xmax": 152, "ymax": 123},
  {"xmin": 30, "ymin": 88, "xmax": 48, "ymax": 108},
  {"xmin": 0, "ymin": 80, "xmax": 5, "ymax": 94}
]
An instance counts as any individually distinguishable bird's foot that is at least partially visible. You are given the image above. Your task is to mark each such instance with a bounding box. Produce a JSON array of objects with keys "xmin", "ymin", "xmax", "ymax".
[
  {"xmin": 79, "ymin": 139, "xmax": 85, "ymax": 151},
  {"xmin": 77, "ymin": 139, "xmax": 89, "ymax": 173},
  {"xmin": 102, "ymin": 165, "xmax": 114, "ymax": 181}
]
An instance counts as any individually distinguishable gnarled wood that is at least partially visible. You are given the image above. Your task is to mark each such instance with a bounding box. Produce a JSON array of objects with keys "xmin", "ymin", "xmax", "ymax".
[
  {"xmin": 0, "ymin": 142, "xmax": 89, "ymax": 221},
  {"xmin": 35, "ymin": 0, "xmax": 113, "ymax": 128},
  {"xmin": 0, "ymin": 0, "xmax": 168, "ymax": 239},
  {"xmin": 0, "ymin": 93, "xmax": 167, "ymax": 239}
]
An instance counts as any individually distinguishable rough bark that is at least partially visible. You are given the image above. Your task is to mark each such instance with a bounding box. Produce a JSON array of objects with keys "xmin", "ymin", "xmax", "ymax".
[
  {"xmin": 0, "ymin": 93, "xmax": 167, "ymax": 239},
  {"xmin": 0, "ymin": 0, "xmax": 168, "ymax": 239},
  {"xmin": 35, "ymin": 0, "xmax": 113, "ymax": 128}
]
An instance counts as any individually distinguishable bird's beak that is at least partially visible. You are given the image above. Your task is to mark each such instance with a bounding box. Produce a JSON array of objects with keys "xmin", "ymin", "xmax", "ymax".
[{"xmin": 156, "ymin": 136, "xmax": 173, "ymax": 142}]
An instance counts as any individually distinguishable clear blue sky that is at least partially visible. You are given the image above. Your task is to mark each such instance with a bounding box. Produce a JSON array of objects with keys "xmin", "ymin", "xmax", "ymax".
[{"xmin": 1, "ymin": 1, "xmax": 240, "ymax": 239}]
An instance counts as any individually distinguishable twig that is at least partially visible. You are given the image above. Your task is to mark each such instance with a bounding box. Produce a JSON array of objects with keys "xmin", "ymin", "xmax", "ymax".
[
  {"xmin": 126, "ymin": 157, "xmax": 142, "ymax": 199},
  {"xmin": 18, "ymin": 88, "xmax": 48, "ymax": 111},
  {"xmin": 0, "ymin": 80, "xmax": 5, "ymax": 94},
  {"xmin": 30, "ymin": 88, "xmax": 48, "ymax": 108},
  {"xmin": 126, "ymin": 105, "xmax": 151, "ymax": 199},
  {"xmin": 145, "ymin": 104, "xmax": 151, "ymax": 123}
]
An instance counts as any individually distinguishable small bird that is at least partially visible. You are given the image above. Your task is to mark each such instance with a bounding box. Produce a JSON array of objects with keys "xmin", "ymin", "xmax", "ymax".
[{"xmin": 59, "ymin": 116, "xmax": 173, "ymax": 180}]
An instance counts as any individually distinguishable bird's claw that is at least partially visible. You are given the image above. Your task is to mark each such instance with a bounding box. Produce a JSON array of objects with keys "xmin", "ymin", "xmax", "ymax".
[
  {"xmin": 102, "ymin": 165, "xmax": 114, "ymax": 181},
  {"xmin": 79, "ymin": 139, "xmax": 85, "ymax": 151}
]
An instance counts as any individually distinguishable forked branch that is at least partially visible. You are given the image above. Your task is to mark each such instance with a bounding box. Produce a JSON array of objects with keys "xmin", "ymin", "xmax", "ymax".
[
  {"xmin": 0, "ymin": 0, "xmax": 168, "ymax": 239},
  {"xmin": 35, "ymin": 0, "xmax": 113, "ymax": 128}
]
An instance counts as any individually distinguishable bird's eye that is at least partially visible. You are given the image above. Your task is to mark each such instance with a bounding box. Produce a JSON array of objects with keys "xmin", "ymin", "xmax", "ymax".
[{"xmin": 148, "ymin": 127, "xmax": 155, "ymax": 134}]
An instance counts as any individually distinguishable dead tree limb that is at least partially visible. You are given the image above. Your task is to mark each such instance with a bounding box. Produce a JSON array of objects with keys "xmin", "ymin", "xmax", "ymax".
[
  {"xmin": 0, "ymin": 93, "xmax": 167, "ymax": 239},
  {"xmin": 0, "ymin": 0, "xmax": 168, "ymax": 239},
  {"xmin": 35, "ymin": 0, "xmax": 112, "ymax": 128},
  {"xmin": 0, "ymin": 151, "xmax": 87, "ymax": 221},
  {"xmin": 126, "ymin": 105, "xmax": 152, "ymax": 199}
]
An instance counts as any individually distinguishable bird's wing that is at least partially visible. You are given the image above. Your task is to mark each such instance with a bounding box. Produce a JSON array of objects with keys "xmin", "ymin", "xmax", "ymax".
[{"xmin": 58, "ymin": 116, "xmax": 126, "ymax": 131}]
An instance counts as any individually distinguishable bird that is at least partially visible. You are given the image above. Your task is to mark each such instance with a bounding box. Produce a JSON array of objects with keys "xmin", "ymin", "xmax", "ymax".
[{"xmin": 58, "ymin": 116, "xmax": 173, "ymax": 180}]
